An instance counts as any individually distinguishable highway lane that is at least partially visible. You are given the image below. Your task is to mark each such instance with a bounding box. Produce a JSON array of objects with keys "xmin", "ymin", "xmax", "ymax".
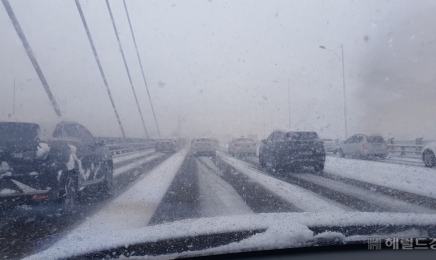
[{"xmin": 5, "ymin": 147, "xmax": 436, "ymax": 259}]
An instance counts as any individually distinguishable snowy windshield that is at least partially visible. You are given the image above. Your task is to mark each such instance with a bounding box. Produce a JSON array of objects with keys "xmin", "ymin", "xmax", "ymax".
[{"xmin": 2, "ymin": 0, "xmax": 436, "ymax": 259}]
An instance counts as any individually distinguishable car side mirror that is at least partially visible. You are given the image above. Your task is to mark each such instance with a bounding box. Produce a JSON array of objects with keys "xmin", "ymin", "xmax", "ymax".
[{"xmin": 94, "ymin": 139, "xmax": 105, "ymax": 147}]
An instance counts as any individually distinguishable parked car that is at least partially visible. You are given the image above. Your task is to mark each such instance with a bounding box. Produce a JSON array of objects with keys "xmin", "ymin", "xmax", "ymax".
[
  {"xmin": 422, "ymin": 142, "xmax": 436, "ymax": 167},
  {"xmin": 228, "ymin": 137, "xmax": 257, "ymax": 157},
  {"xmin": 0, "ymin": 120, "xmax": 113, "ymax": 217},
  {"xmin": 259, "ymin": 131, "xmax": 325, "ymax": 172},
  {"xmin": 155, "ymin": 140, "xmax": 177, "ymax": 153},
  {"xmin": 338, "ymin": 134, "xmax": 388, "ymax": 159},
  {"xmin": 191, "ymin": 138, "xmax": 216, "ymax": 157}
]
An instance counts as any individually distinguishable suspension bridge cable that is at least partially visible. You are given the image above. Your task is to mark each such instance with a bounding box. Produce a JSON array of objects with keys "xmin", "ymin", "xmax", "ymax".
[
  {"xmin": 122, "ymin": 0, "xmax": 161, "ymax": 138},
  {"xmin": 74, "ymin": 0, "xmax": 126, "ymax": 138},
  {"xmin": 2, "ymin": 0, "xmax": 62, "ymax": 117},
  {"xmin": 105, "ymin": 0, "xmax": 149, "ymax": 138}
]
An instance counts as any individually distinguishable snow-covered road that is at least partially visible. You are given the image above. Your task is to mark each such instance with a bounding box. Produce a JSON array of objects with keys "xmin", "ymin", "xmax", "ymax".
[{"xmin": 6, "ymin": 147, "xmax": 436, "ymax": 259}]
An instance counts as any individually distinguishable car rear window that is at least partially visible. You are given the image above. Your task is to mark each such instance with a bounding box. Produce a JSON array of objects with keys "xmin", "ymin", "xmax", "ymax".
[
  {"xmin": 196, "ymin": 138, "xmax": 212, "ymax": 142},
  {"xmin": 235, "ymin": 138, "xmax": 253, "ymax": 142},
  {"xmin": 285, "ymin": 132, "xmax": 319, "ymax": 140},
  {"xmin": 367, "ymin": 136, "xmax": 385, "ymax": 143},
  {"xmin": 0, "ymin": 123, "xmax": 40, "ymax": 142}
]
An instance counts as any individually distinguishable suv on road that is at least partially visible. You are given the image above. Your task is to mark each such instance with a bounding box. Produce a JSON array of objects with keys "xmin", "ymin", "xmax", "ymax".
[
  {"xmin": 338, "ymin": 134, "xmax": 388, "ymax": 159},
  {"xmin": 0, "ymin": 120, "xmax": 113, "ymax": 217},
  {"xmin": 259, "ymin": 131, "xmax": 325, "ymax": 172}
]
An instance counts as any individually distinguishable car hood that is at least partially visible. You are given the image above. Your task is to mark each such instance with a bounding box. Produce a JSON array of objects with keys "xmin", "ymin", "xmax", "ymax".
[{"xmin": 25, "ymin": 212, "xmax": 436, "ymax": 260}]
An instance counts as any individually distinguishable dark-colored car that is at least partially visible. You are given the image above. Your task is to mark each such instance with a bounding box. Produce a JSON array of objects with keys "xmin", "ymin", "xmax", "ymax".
[
  {"xmin": 155, "ymin": 140, "xmax": 177, "ymax": 153},
  {"xmin": 259, "ymin": 131, "xmax": 325, "ymax": 172},
  {"xmin": 0, "ymin": 120, "xmax": 113, "ymax": 217}
]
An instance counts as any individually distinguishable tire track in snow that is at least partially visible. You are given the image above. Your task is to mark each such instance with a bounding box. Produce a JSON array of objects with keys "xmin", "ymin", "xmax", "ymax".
[
  {"xmin": 210, "ymin": 157, "xmax": 301, "ymax": 213},
  {"xmin": 196, "ymin": 159, "xmax": 253, "ymax": 217},
  {"xmin": 318, "ymin": 171, "xmax": 436, "ymax": 211},
  {"xmin": 148, "ymin": 154, "xmax": 200, "ymax": 225},
  {"xmin": 221, "ymin": 153, "xmax": 382, "ymax": 212}
]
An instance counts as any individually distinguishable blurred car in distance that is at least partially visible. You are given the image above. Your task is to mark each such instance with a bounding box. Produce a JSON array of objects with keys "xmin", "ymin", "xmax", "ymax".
[
  {"xmin": 323, "ymin": 138, "xmax": 340, "ymax": 154},
  {"xmin": 228, "ymin": 137, "xmax": 257, "ymax": 157},
  {"xmin": 338, "ymin": 134, "xmax": 388, "ymax": 159},
  {"xmin": 191, "ymin": 138, "xmax": 216, "ymax": 157},
  {"xmin": 155, "ymin": 140, "xmax": 178, "ymax": 153}
]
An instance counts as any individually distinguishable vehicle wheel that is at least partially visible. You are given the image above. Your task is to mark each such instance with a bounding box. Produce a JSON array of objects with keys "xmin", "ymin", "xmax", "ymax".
[
  {"xmin": 314, "ymin": 164, "xmax": 324, "ymax": 173},
  {"xmin": 339, "ymin": 149, "xmax": 345, "ymax": 157},
  {"xmin": 380, "ymin": 154, "xmax": 387, "ymax": 160},
  {"xmin": 59, "ymin": 175, "xmax": 78, "ymax": 214},
  {"xmin": 424, "ymin": 150, "xmax": 436, "ymax": 167}
]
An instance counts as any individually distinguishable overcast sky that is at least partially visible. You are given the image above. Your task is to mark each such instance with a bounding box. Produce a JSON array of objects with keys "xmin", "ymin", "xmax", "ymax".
[{"xmin": 1, "ymin": 0, "xmax": 436, "ymax": 140}]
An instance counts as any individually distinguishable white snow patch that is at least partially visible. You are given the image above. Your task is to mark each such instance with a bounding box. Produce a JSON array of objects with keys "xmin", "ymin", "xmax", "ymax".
[
  {"xmin": 36, "ymin": 143, "xmax": 50, "ymax": 159},
  {"xmin": 0, "ymin": 188, "xmax": 17, "ymax": 195}
]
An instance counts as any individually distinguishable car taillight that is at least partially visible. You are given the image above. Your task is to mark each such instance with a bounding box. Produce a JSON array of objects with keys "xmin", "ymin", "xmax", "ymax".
[
  {"xmin": 30, "ymin": 193, "xmax": 47, "ymax": 200},
  {"xmin": 363, "ymin": 143, "xmax": 368, "ymax": 150}
]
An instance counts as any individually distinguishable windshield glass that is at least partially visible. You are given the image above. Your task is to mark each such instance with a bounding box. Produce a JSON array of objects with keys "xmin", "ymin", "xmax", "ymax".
[
  {"xmin": 2, "ymin": 0, "xmax": 436, "ymax": 259},
  {"xmin": 0, "ymin": 122, "xmax": 39, "ymax": 142}
]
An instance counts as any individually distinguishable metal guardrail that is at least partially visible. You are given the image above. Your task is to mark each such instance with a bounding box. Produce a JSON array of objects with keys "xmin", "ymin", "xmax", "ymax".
[{"xmin": 96, "ymin": 137, "xmax": 158, "ymax": 156}]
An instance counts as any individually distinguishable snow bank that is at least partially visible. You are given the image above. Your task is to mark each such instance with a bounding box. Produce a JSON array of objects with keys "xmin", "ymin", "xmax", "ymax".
[{"xmin": 326, "ymin": 157, "xmax": 436, "ymax": 199}]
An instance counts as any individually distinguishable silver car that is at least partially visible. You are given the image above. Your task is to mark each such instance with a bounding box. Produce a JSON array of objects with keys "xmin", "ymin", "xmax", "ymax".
[
  {"xmin": 338, "ymin": 134, "xmax": 388, "ymax": 159},
  {"xmin": 191, "ymin": 138, "xmax": 216, "ymax": 157},
  {"xmin": 228, "ymin": 137, "xmax": 257, "ymax": 157}
]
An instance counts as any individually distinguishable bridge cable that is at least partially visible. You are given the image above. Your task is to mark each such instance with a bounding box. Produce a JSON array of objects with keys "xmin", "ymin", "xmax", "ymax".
[
  {"xmin": 74, "ymin": 0, "xmax": 126, "ymax": 138},
  {"xmin": 122, "ymin": 0, "xmax": 161, "ymax": 138},
  {"xmin": 2, "ymin": 0, "xmax": 62, "ymax": 117},
  {"xmin": 105, "ymin": 0, "xmax": 149, "ymax": 138}
]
